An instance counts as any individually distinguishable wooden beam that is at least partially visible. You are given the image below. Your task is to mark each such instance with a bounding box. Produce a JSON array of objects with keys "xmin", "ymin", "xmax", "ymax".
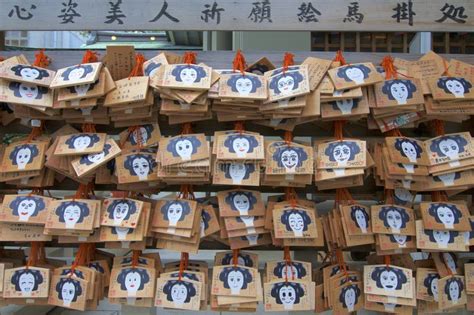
[
  {"xmin": 0, "ymin": 0, "xmax": 472, "ymax": 32},
  {"xmin": 0, "ymin": 31, "xmax": 5, "ymax": 50}
]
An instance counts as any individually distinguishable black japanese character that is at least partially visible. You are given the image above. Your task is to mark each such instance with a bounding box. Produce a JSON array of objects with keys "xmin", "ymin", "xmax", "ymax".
[
  {"xmin": 58, "ymin": 0, "xmax": 81, "ymax": 24},
  {"xmin": 343, "ymin": 2, "xmax": 364, "ymax": 23},
  {"xmin": 149, "ymin": 0, "xmax": 179, "ymax": 23},
  {"xmin": 201, "ymin": 2, "xmax": 225, "ymax": 24},
  {"xmin": 248, "ymin": 0, "xmax": 272, "ymax": 23},
  {"xmin": 297, "ymin": 2, "xmax": 321, "ymax": 23},
  {"xmin": 8, "ymin": 5, "xmax": 37, "ymax": 20},
  {"xmin": 392, "ymin": 1, "xmax": 416, "ymax": 26},
  {"xmin": 436, "ymin": 4, "xmax": 468, "ymax": 24},
  {"xmin": 105, "ymin": 0, "xmax": 126, "ymax": 25}
]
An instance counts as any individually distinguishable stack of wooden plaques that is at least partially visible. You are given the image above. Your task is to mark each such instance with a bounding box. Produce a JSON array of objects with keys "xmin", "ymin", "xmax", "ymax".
[
  {"xmin": 417, "ymin": 201, "xmax": 471, "ymax": 253},
  {"xmin": 213, "ymin": 130, "xmax": 264, "ymax": 187},
  {"xmin": 152, "ymin": 198, "xmax": 202, "ymax": 254},
  {"xmin": 157, "ymin": 133, "xmax": 211, "ymax": 184},
  {"xmin": 211, "ymin": 264, "xmax": 262, "ymax": 310},
  {"xmin": 217, "ymin": 189, "xmax": 271, "ymax": 250},
  {"xmin": 108, "ymin": 255, "xmax": 157, "ymax": 307},
  {"xmin": 315, "ymin": 139, "xmax": 371, "ymax": 190}
]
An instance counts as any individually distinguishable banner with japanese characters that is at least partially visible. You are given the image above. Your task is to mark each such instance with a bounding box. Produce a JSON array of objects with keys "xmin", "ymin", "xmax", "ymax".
[{"xmin": 0, "ymin": 0, "xmax": 472, "ymax": 31}]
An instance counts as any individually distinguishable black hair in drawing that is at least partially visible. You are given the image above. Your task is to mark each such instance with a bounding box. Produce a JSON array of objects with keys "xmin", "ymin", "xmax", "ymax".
[
  {"xmin": 378, "ymin": 206, "xmax": 410, "ymax": 229},
  {"xmin": 160, "ymin": 200, "xmax": 192, "ymax": 221},
  {"xmin": 427, "ymin": 203, "xmax": 462, "ymax": 225},
  {"xmin": 425, "ymin": 230, "xmax": 459, "ymax": 244},
  {"xmin": 60, "ymin": 269, "xmax": 84, "ymax": 279},
  {"xmin": 9, "ymin": 144, "xmax": 39, "ymax": 166},
  {"xmin": 221, "ymin": 253, "xmax": 254, "ymax": 267},
  {"xmin": 56, "ymin": 278, "xmax": 83, "ymax": 302},
  {"xmin": 79, "ymin": 143, "xmax": 111, "ymax": 166},
  {"xmin": 163, "ymin": 280, "xmax": 197, "ymax": 303},
  {"xmin": 107, "ymin": 199, "xmax": 138, "ymax": 221},
  {"xmin": 61, "ymin": 65, "xmax": 94, "ymax": 81},
  {"xmin": 117, "ymin": 268, "xmax": 150, "ymax": 291},
  {"xmin": 10, "ymin": 196, "xmax": 46, "ymax": 217},
  {"xmin": 394, "ymin": 138, "xmax": 423, "ymax": 160},
  {"xmin": 223, "ymin": 134, "xmax": 259, "ymax": 154},
  {"xmin": 429, "ymin": 135, "xmax": 469, "ymax": 158},
  {"xmin": 11, "ymin": 65, "xmax": 49, "ymax": 80},
  {"xmin": 280, "ymin": 209, "xmax": 311, "ymax": 232},
  {"xmin": 336, "ymin": 64, "xmax": 371, "ymax": 82},
  {"xmin": 128, "ymin": 125, "xmax": 154, "ymax": 146},
  {"xmin": 123, "ymin": 154, "xmax": 157, "ymax": 176},
  {"xmin": 371, "ymin": 266, "xmax": 407, "ymax": 290},
  {"xmin": 11, "ymin": 269, "xmax": 44, "ymax": 292},
  {"xmin": 166, "ymin": 136, "xmax": 202, "ymax": 157},
  {"xmin": 273, "ymin": 261, "xmax": 307, "ymax": 279},
  {"xmin": 201, "ymin": 209, "xmax": 211, "ymax": 231},
  {"xmin": 55, "ymin": 201, "xmax": 90, "ymax": 223},
  {"xmin": 224, "ymin": 191, "xmax": 257, "ymax": 212},
  {"xmin": 144, "ymin": 62, "xmax": 162, "ymax": 76},
  {"xmin": 423, "ymin": 273, "xmax": 440, "ymax": 297},
  {"xmin": 9, "ymin": 82, "xmax": 48, "ymax": 100},
  {"xmin": 67, "ymin": 80, "xmax": 97, "ymax": 95},
  {"xmin": 381, "ymin": 79, "xmax": 417, "ymax": 101},
  {"xmin": 65, "ymin": 134, "xmax": 100, "ymax": 150},
  {"xmin": 349, "ymin": 205, "xmax": 370, "ymax": 229},
  {"xmin": 171, "ymin": 65, "xmax": 207, "ymax": 83},
  {"xmin": 339, "ymin": 284, "xmax": 361, "ymax": 309},
  {"xmin": 227, "ymin": 74, "xmax": 262, "ymax": 93},
  {"xmin": 220, "ymin": 162, "xmax": 256, "ymax": 180},
  {"xmin": 444, "ymin": 277, "xmax": 464, "ymax": 301},
  {"xmin": 270, "ymin": 282, "xmax": 305, "ymax": 305},
  {"xmin": 272, "ymin": 145, "xmax": 308, "ymax": 170},
  {"xmin": 88, "ymin": 262, "xmax": 105, "ymax": 274},
  {"xmin": 218, "ymin": 266, "xmax": 253, "ymax": 290},
  {"xmin": 324, "ymin": 141, "xmax": 361, "ymax": 162},
  {"xmin": 437, "ymin": 77, "xmax": 472, "ymax": 95},
  {"xmin": 268, "ymin": 68, "xmax": 304, "ymax": 95}
]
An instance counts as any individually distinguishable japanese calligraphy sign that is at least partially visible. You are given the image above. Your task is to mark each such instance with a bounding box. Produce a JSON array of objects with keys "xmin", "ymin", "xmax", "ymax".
[{"xmin": 1, "ymin": 0, "xmax": 472, "ymax": 32}]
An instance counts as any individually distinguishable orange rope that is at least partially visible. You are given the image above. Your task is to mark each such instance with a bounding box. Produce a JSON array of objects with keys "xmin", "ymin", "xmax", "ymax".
[
  {"xmin": 181, "ymin": 122, "xmax": 193, "ymax": 135},
  {"xmin": 126, "ymin": 126, "xmax": 144, "ymax": 148},
  {"xmin": 232, "ymin": 50, "xmax": 247, "ymax": 75},
  {"xmin": 183, "ymin": 51, "xmax": 197, "ymax": 65},
  {"xmin": 282, "ymin": 52, "xmax": 295, "ymax": 73},
  {"xmin": 283, "ymin": 246, "xmax": 294, "ymax": 282},
  {"xmin": 178, "ymin": 252, "xmax": 189, "ymax": 281},
  {"xmin": 81, "ymin": 123, "xmax": 96, "ymax": 133},
  {"xmin": 26, "ymin": 122, "xmax": 44, "ymax": 143},
  {"xmin": 69, "ymin": 244, "xmax": 89, "ymax": 276},
  {"xmin": 81, "ymin": 50, "xmax": 99, "ymax": 64},
  {"xmin": 335, "ymin": 248, "xmax": 350, "ymax": 278},
  {"xmin": 33, "ymin": 50, "xmax": 51, "ymax": 68},
  {"xmin": 333, "ymin": 50, "xmax": 347, "ymax": 66},
  {"xmin": 285, "ymin": 187, "xmax": 298, "ymax": 208},
  {"xmin": 334, "ymin": 120, "xmax": 345, "ymax": 141},
  {"xmin": 380, "ymin": 55, "xmax": 398, "ymax": 80},
  {"xmin": 384, "ymin": 255, "xmax": 391, "ymax": 269},
  {"xmin": 128, "ymin": 53, "xmax": 146, "ymax": 78},
  {"xmin": 432, "ymin": 119, "xmax": 445, "ymax": 136},
  {"xmin": 442, "ymin": 59, "xmax": 451, "ymax": 76},
  {"xmin": 178, "ymin": 184, "xmax": 195, "ymax": 200},
  {"xmin": 131, "ymin": 250, "xmax": 141, "ymax": 268},
  {"xmin": 384, "ymin": 128, "xmax": 403, "ymax": 137},
  {"xmin": 284, "ymin": 131, "xmax": 293, "ymax": 145},
  {"xmin": 232, "ymin": 249, "xmax": 240, "ymax": 267},
  {"xmin": 26, "ymin": 242, "xmax": 41, "ymax": 268},
  {"xmin": 431, "ymin": 191, "xmax": 448, "ymax": 202},
  {"xmin": 385, "ymin": 189, "xmax": 395, "ymax": 204},
  {"xmin": 234, "ymin": 121, "xmax": 245, "ymax": 134}
]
